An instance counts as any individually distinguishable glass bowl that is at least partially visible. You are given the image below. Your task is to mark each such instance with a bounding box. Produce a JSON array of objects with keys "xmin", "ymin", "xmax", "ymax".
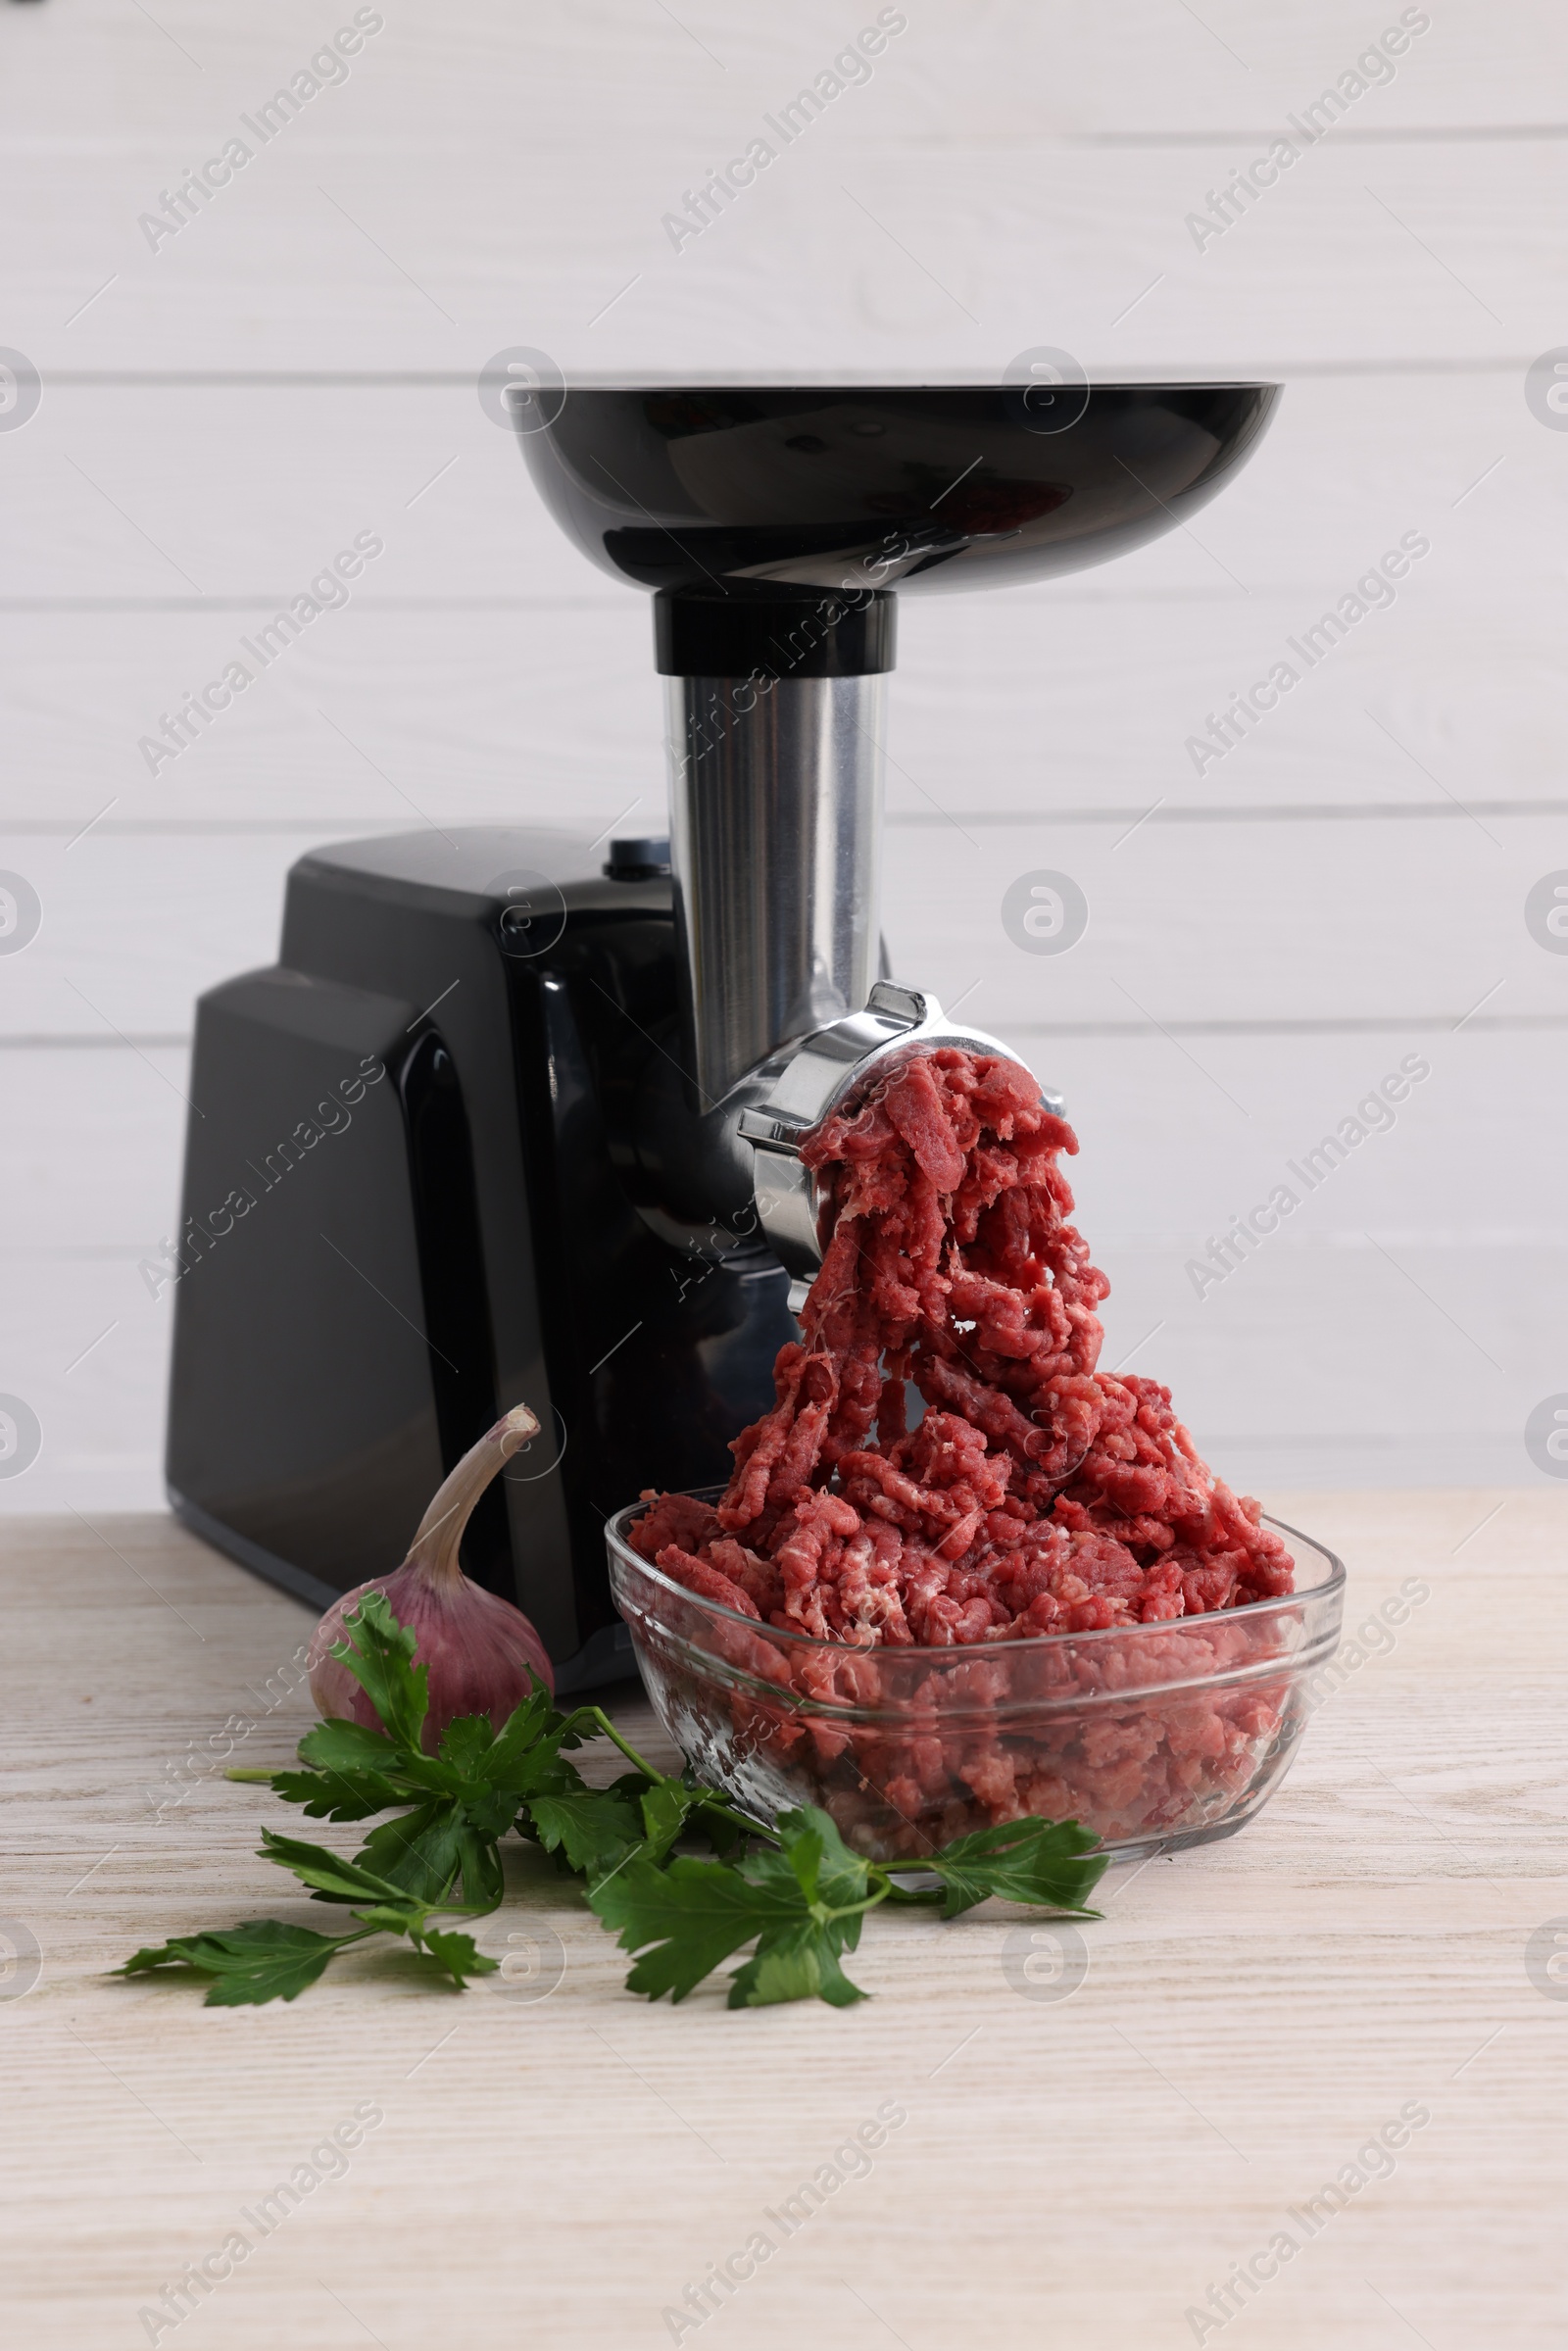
[{"xmin": 605, "ymin": 1491, "xmax": 1345, "ymax": 1862}]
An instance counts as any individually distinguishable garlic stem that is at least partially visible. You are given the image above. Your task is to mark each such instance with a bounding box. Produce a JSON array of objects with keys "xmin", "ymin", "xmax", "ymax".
[{"xmin": 403, "ymin": 1403, "xmax": 542, "ymax": 1585}]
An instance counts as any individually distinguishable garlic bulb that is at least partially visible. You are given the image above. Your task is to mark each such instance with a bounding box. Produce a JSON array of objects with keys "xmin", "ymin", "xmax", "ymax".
[{"xmin": 307, "ymin": 1403, "xmax": 554, "ymax": 1749}]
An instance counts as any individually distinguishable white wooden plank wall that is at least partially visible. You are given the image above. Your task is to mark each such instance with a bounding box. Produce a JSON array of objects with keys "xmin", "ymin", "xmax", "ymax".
[{"xmin": 1, "ymin": 0, "xmax": 1564, "ymax": 1512}]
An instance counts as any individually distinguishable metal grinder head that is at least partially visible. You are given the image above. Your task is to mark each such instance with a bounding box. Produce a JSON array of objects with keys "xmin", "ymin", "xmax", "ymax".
[{"xmin": 516, "ymin": 378, "xmax": 1281, "ymax": 1268}]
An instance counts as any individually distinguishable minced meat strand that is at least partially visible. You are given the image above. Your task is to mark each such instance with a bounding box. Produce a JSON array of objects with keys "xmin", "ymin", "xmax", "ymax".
[{"xmin": 631, "ymin": 1046, "xmax": 1294, "ymax": 1648}]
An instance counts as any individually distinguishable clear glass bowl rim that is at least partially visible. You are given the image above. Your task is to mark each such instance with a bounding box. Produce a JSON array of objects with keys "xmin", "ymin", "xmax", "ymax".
[{"xmin": 605, "ymin": 1486, "xmax": 1346, "ymax": 1664}]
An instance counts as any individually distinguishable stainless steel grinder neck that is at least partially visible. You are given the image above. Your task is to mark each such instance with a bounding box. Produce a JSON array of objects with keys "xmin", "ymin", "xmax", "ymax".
[{"xmin": 657, "ymin": 592, "xmax": 896, "ymax": 1109}]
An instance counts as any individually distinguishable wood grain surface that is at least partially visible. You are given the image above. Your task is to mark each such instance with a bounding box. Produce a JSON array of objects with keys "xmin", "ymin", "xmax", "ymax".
[
  {"xmin": 3, "ymin": 11, "xmax": 1564, "ymax": 2343},
  {"xmin": 2, "ymin": 1491, "xmax": 1565, "ymax": 2349}
]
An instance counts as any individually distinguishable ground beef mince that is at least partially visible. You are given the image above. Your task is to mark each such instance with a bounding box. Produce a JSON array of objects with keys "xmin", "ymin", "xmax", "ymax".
[{"xmin": 631, "ymin": 1047, "xmax": 1294, "ymax": 1646}]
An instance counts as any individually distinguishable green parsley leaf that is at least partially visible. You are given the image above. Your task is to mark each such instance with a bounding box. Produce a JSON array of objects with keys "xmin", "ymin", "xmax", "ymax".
[
  {"xmin": 777, "ymin": 1806, "xmax": 873, "ymax": 1911},
  {"xmin": 411, "ymin": 1927, "xmax": 500, "ymax": 1987},
  {"xmin": 121, "ymin": 1921, "xmax": 345, "ymax": 2006},
  {"xmin": 589, "ymin": 1853, "xmax": 806, "ymax": 2003},
  {"xmin": 295, "ymin": 1717, "xmax": 403, "ymax": 1774},
  {"xmin": 728, "ymin": 1919, "xmax": 868, "ymax": 2010},
  {"xmin": 256, "ymin": 1828, "xmax": 424, "ymax": 1913},
  {"xmin": 451, "ymin": 1819, "xmax": 506, "ymax": 1911},
  {"xmin": 527, "ymin": 1788, "xmax": 644, "ymax": 1879},
  {"xmin": 436, "ymin": 1715, "xmax": 496, "ymax": 1776},
  {"xmin": 328, "ymin": 1590, "xmax": 428, "ymax": 1752},
  {"xmin": 351, "ymin": 1801, "xmax": 501, "ymax": 1911},
  {"xmin": 467, "ymin": 1685, "xmax": 558, "ymax": 1790},
  {"xmin": 528, "ymin": 1769, "xmax": 756, "ymax": 1880},
  {"xmin": 635, "ymin": 1777, "xmax": 694, "ymax": 1862},
  {"xmin": 266, "ymin": 1766, "xmax": 407, "ymax": 1822},
  {"xmin": 588, "ymin": 1806, "xmax": 881, "ymax": 2008},
  {"xmin": 919, "ymin": 1817, "xmax": 1107, "ymax": 1920},
  {"xmin": 689, "ymin": 1796, "xmax": 750, "ymax": 1859}
]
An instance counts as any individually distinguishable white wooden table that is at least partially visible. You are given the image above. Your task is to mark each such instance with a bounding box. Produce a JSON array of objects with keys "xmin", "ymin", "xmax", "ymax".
[{"xmin": 4, "ymin": 1488, "xmax": 1564, "ymax": 2349}]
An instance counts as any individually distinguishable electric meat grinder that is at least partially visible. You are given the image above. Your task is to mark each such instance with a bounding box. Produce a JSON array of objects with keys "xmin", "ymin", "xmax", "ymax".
[{"xmin": 166, "ymin": 379, "xmax": 1280, "ymax": 1689}]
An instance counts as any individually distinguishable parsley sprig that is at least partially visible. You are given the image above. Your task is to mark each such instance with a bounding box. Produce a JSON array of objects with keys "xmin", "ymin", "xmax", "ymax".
[{"xmin": 122, "ymin": 1591, "xmax": 1105, "ymax": 2010}]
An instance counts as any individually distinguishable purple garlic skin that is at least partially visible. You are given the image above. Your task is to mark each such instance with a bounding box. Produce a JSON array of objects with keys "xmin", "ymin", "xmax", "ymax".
[{"xmin": 307, "ymin": 1402, "xmax": 554, "ymax": 1750}]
